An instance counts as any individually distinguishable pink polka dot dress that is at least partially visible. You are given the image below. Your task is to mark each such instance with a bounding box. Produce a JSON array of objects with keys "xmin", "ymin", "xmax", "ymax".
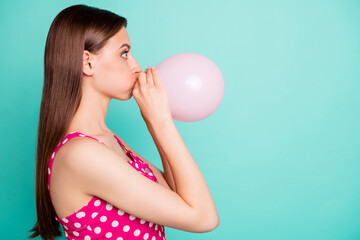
[{"xmin": 47, "ymin": 132, "xmax": 167, "ymax": 240}]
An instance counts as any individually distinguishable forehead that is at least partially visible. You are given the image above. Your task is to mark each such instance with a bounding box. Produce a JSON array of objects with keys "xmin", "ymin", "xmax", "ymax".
[{"xmin": 108, "ymin": 27, "xmax": 130, "ymax": 49}]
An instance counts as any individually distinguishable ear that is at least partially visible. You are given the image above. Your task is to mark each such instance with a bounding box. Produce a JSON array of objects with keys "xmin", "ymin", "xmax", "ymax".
[{"xmin": 82, "ymin": 50, "xmax": 94, "ymax": 76}]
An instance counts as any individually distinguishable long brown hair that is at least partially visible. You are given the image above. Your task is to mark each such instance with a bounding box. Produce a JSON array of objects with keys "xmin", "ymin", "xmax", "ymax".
[{"xmin": 28, "ymin": 4, "xmax": 127, "ymax": 240}]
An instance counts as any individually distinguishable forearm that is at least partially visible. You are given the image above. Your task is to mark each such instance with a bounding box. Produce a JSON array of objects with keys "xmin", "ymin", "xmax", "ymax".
[
  {"xmin": 146, "ymin": 121, "xmax": 177, "ymax": 192},
  {"xmin": 148, "ymin": 119, "xmax": 219, "ymax": 224}
]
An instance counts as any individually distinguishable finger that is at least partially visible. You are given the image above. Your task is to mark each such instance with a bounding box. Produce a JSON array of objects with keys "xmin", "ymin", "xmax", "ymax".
[
  {"xmin": 138, "ymin": 72, "xmax": 147, "ymax": 89},
  {"xmin": 132, "ymin": 78, "xmax": 139, "ymax": 94},
  {"xmin": 151, "ymin": 67, "xmax": 161, "ymax": 87},
  {"xmin": 146, "ymin": 67, "xmax": 154, "ymax": 86}
]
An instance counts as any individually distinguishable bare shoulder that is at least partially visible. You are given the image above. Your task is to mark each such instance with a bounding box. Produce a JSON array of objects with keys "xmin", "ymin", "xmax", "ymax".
[
  {"xmin": 55, "ymin": 133, "xmax": 215, "ymax": 232},
  {"xmin": 56, "ymin": 135, "xmax": 104, "ymax": 161},
  {"xmin": 57, "ymin": 136, "xmax": 108, "ymax": 177},
  {"xmin": 58, "ymin": 136, "xmax": 127, "ymax": 196},
  {"xmin": 113, "ymin": 133, "xmax": 172, "ymax": 190},
  {"xmin": 50, "ymin": 136, "xmax": 108, "ymax": 218}
]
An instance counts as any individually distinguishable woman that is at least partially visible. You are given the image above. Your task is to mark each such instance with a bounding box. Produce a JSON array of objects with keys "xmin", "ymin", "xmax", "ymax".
[{"xmin": 29, "ymin": 4, "xmax": 219, "ymax": 240}]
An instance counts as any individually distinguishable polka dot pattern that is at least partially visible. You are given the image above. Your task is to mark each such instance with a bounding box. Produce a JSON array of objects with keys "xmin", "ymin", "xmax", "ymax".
[{"xmin": 47, "ymin": 132, "xmax": 166, "ymax": 239}]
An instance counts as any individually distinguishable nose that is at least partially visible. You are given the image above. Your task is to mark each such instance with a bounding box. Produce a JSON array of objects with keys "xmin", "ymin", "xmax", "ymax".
[{"xmin": 131, "ymin": 57, "xmax": 142, "ymax": 74}]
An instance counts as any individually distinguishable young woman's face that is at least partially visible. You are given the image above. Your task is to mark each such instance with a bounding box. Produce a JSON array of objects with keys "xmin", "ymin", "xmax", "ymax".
[{"xmin": 83, "ymin": 27, "xmax": 142, "ymax": 100}]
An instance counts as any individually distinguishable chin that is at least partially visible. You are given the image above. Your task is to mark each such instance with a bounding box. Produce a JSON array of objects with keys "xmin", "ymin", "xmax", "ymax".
[
  {"xmin": 115, "ymin": 92, "xmax": 133, "ymax": 101},
  {"xmin": 126, "ymin": 93, "xmax": 133, "ymax": 100},
  {"xmin": 111, "ymin": 89, "xmax": 133, "ymax": 101},
  {"xmin": 126, "ymin": 91, "xmax": 133, "ymax": 100}
]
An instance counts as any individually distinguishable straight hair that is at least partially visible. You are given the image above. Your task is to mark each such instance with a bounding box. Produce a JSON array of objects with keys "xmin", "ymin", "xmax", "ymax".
[{"xmin": 28, "ymin": 4, "xmax": 127, "ymax": 239}]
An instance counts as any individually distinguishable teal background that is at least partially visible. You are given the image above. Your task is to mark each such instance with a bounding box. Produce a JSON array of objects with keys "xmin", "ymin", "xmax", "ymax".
[{"xmin": 0, "ymin": 0, "xmax": 359, "ymax": 239}]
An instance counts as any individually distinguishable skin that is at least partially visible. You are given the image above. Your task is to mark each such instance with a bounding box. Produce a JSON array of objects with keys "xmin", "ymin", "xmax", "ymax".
[
  {"xmin": 50, "ymin": 26, "xmax": 219, "ymax": 232},
  {"xmin": 51, "ymin": 27, "xmax": 173, "ymax": 219},
  {"xmin": 68, "ymin": 26, "xmax": 141, "ymax": 136}
]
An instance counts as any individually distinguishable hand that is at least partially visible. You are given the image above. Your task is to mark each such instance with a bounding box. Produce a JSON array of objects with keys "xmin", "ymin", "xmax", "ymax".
[{"xmin": 132, "ymin": 66, "xmax": 172, "ymax": 126}]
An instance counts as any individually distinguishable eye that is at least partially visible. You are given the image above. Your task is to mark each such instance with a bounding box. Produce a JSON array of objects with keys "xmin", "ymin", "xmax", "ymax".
[{"xmin": 121, "ymin": 50, "xmax": 129, "ymax": 59}]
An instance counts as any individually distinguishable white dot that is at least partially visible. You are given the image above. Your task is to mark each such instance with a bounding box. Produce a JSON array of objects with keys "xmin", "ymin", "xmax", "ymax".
[
  {"xmin": 149, "ymin": 222, "xmax": 153, "ymax": 227},
  {"xmin": 51, "ymin": 152, "xmax": 55, "ymax": 159},
  {"xmin": 151, "ymin": 236, "xmax": 156, "ymax": 240},
  {"xmin": 48, "ymin": 168, "xmax": 51, "ymax": 174},
  {"xmin": 100, "ymin": 216, "xmax": 107, "ymax": 222},
  {"xmin": 76, "ymin": 211, "xmax": 85, "ymax": 218},
  {"xmin": 106, "ymin": 232, "xmax": 112, "ymax": 238},
  {"xmin": 63, "ymin": 225, "xmax": 68, "ymax": 230},
  {"xmin": 91, "ymin": 212, "xmax": 98, "ymax": 218},
  {"xmin": 123, "ymin": 225, "xmax": 130, "ymax": 232},
  {"xmin": 74, "ymin": 222, "xmax": 81, "ymax": 228},
  {"xmin": 117, "ymin": 238, "xmax": 124, "ymax": 240},
  {"xmin": 79, "ymin": 134, "xmax": 85, "ymax": 137},
  {"xmin": 112, "ymin": 220, "xmax": 119, "ymax": 227},
  {"xmin": 159, "ymin": 231, "xmax": 161, "ymax": 237},
  {"xmin": 85, "ymin": 236, "xmax": 91, "ymax": 240},
  {"xmin": 155, "ymin": 224, "xmax": 158, "ymax": 230},
  {"xmin": 129, "ymin": 214, "xmax": 136, "ymax": 220},
  {"xmin": 94, "ymin": 200, "xmax": 101, "ymax": 206},
  {"xmin": 135, "ymin": 163, "xmax": 139, "ymax": 168},
  {"xmin": 73, "ymin": 231, "xmax": 79, "ymax": 236},
  {"xmin": 62, "ymin": 218, "xmax": 68, "ymax": 223},
  {"xmin": 148, "ymin": 172, "xmax": 153, "ymax": 176},
  {"xmin": 134, "ymin": 229, "xmax": 140, "ymax": 236},
  {"xmin": 64, "ymin": 231, "xmax": 68, "ymax": 237},
  {"xmin": 62, "ymin": 138, "xmax": 68, "ymax": 144},
  {"xmin": 94, "ymin": 227, "xmax": 101, "ymax": 234},
  {"xmin": 118, "ymin": 209, "xmax": 124, "ymax": 215},
  {"xmin": 143, "ymin": 233, "xmax": 149, "ymax": 240},
  {"xmin": 87, "ymin": 225, "xmax": 92, "ymax": 231},
  {"xmin": 106, "ymin": 203, "xmax": 113, "ymax": 210},
  {"xmin": 140, "ymin": 219, "xmax": 146, "ymax": 224}
]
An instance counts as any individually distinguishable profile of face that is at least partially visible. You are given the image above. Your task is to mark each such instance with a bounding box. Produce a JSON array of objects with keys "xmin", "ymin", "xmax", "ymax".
[{"xmin": 82, "ymin": 27, "xmax": 142, "ymax": 100}]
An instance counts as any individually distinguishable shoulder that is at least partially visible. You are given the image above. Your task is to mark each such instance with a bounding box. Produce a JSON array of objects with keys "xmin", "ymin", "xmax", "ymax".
[
  {"xmin": 57, "ymin": 135, "xmax": 105, "ymax": 158},
  {"xmin": 56, "ymin": 135, "xmax": 128, "ymax": 194},
  {"xmin": 56, "ymin": 136, "xmax": 111, "ymax": 175}
]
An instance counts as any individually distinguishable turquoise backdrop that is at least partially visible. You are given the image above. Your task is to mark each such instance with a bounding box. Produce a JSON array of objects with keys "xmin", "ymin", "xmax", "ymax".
[{"xmin": 0, "ymin": 0, "xmax": 359, "ymax": 239}]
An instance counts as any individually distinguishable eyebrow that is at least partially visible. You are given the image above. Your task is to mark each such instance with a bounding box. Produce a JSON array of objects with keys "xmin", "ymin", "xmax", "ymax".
[{"xmin": 119, "ymin": 43, "xmax": 131, "ymax": 50}]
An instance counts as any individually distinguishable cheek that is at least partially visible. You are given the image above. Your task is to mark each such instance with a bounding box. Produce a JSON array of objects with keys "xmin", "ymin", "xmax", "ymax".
[{"xmin": 93, "ymin": 67, "xmax": 134, "ymax": 97}]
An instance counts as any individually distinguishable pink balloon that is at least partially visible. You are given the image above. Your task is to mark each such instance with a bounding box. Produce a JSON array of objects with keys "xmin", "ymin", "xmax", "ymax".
[{"xmin": 156, "ymin": 53, "xmax": 224, "ymax": 122}]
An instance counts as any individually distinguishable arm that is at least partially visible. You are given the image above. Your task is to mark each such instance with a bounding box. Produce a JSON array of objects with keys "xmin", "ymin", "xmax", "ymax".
[
  {"xmin": 148, "ymin": 119, "xmax": 219, "ymax": 228},
  {"xmin": 145, "ymin": 120, "xmax": 176, "ymax": 192}
]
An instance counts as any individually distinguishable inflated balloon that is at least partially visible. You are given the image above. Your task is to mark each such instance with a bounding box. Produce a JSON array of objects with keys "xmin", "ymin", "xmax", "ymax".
[{"xmin": 156, "ymin": 52, "xmax": 224, "ymax": 122}]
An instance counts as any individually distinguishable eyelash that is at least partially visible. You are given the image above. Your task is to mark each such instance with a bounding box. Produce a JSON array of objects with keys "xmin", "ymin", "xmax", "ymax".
[{"xmin": 121, "ymin": 50, "xmax": 129, "ymax": 59}]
